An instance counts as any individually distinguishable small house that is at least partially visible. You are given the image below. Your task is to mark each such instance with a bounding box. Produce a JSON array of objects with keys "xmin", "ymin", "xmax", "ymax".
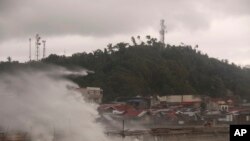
[{"xmin": 77, "ymin": 87, "xmax": 103, "ymax": 104}]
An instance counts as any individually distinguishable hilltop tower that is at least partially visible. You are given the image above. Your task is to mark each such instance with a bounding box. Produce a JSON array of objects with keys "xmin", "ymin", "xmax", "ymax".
[
  {"xmin": 42, "ymin": 40, "xmax": 46, "ymax": 58},
  {"xmin": 159, "ymin": 19, "xmax": 167, "ymax": 44},
  {"xmin": 35, "ymin": 34, "xmax": 41, "ymax": 61}
]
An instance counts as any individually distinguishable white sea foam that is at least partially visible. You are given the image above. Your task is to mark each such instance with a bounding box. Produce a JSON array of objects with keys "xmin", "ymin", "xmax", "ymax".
[{"xmin": 0, "ymin": 68, "xmax": 109, "ymax": 141}]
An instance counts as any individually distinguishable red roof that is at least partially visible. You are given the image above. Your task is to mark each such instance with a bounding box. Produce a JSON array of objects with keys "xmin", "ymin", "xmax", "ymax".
[
  {"xmin": 228, "ymin": 107, "xmax": 250, "ymax": 113},
  {"xmin": 124, "ymin": 108, "xmax": 143, "ymax": 117}
]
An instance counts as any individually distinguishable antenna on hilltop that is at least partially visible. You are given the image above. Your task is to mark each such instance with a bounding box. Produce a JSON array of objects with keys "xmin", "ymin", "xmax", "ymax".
[
  {"xmin": 29, "ymin": 38, "xmax": 32, "ymax": 61},
  {"xmin": 42, "ymin": 40, "xmax": 46, "ymax": 58},
  {"xmin": 159, "ymin": 19, "xmax": 167, "ymax": 44},
  {"xmin": 35, "ymin": 34, "xmax": 41, "ymax": 61}
]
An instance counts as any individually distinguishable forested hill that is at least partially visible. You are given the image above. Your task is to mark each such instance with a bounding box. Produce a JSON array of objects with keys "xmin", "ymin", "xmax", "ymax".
[
  {"xmin": 41, "ymin": 37, "xmax": 250, "ymax": 102},
  {"xmin": 1, "ymin": 37, "xmax": 250, "ymax": 102}
]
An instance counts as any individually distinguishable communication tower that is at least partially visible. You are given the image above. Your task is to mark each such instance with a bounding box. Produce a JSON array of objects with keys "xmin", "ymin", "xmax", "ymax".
[
  {"xmin": 35, "ymin": 34, "xmax": 41, "ymax": 61},
  {"xmin": 159, "ymin": 19, "xmax": 167, "ymax": 44}
]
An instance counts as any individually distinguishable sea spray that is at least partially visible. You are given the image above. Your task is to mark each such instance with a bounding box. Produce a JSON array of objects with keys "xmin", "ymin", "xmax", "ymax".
[{"xmin": 0, "ymin": 68, "xmax": 109, "ymax": 141}]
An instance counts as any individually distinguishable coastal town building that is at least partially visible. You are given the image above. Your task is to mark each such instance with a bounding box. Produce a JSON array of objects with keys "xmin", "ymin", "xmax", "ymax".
[{"xmin": 77, "ymin": 87, "xmax": 103, "ymax": 104}]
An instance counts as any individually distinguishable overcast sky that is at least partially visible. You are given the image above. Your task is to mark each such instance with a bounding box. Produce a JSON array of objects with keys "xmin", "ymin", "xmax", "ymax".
[{"xmin": 0, "ymin": 0, "xmax": 249, "ymax": 65}]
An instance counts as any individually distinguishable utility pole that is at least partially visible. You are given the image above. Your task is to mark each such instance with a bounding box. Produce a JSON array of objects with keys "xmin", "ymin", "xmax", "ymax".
[
  {"xmin": 159, "ymin": 19, "xmax": 167, "ymax": 44},
  {"xmin": 29, "ymin": 38, "xmax": 32, "ymax": 61},
  {"xmin": 121, "ymin": 120, "xmax": 125, "ymax": 139}
]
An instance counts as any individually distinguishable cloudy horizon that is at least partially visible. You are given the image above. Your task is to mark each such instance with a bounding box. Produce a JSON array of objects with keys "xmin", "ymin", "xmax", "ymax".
[{"xmin": 0, "ymin": 0, "xmax": 249, "ymax": 65}]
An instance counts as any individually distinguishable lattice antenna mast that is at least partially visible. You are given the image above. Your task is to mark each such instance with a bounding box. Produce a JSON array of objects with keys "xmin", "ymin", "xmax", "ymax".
[
  {"xmin": 42, "ymin": 40, "xmax": 46, "ymax": 58},
  {"xmin": 35, "ymin": 34, "xmax": 41, "ymax": 61},
  {"xmin": 159, "ymin": 19, "xmax": 167, "ymax": 44},
  {"xmin": 29, "ymin": 38, "xmax": 32, "ymax": 61}
]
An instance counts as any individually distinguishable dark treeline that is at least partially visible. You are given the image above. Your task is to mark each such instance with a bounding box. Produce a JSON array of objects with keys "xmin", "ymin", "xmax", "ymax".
[{"xmin": 1, "ymin": 36, "xmax": 250, "ymax": 102}]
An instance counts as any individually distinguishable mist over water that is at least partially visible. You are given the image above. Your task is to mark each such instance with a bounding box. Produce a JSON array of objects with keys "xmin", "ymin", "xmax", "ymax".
[{"xmin": 0, "ymin": 68, "xmax": 109, "ymax": 141}]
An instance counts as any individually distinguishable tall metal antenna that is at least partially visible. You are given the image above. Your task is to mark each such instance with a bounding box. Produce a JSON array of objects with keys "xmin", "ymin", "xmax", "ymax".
[
  {"xmin": 42, "ymin": 40, "xmax": 46, "ymax": 58},
  {"xmin": 159, "ymin": 19, "xmax": 167, "ymax": 44},
  {"xmin": 35, "ymin": 34, "xmax": 41, "ymax": 61},
  {"xmin": 29, "ymin": 38, "xmax": 32, "ymax": 61}
]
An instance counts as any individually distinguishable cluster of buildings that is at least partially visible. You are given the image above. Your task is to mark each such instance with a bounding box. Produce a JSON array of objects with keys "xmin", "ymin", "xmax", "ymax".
[{"xmin": 76, "ymin": 87, "xmax": 250, "ymax": 127}]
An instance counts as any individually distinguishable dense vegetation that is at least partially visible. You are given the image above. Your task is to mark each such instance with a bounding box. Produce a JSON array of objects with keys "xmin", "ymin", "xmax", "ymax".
[{"xmin": 1, "ymin": 36, "xmax": 250, "ymax": 102}]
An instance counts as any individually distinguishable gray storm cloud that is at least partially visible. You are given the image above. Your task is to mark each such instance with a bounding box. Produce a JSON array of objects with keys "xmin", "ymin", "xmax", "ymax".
[
  {"xmin": 0, "ymin": 0, "xmax": 154, "ymax": 40},
  {"xmin": 1, "ymin": 0, "xmax": 249, "ymax": 41},
  {"xmin": 0, "ymin": 0, "xmax": 249, "ymax": 65}
]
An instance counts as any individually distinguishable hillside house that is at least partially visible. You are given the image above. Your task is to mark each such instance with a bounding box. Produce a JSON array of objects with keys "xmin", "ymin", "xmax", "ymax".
[
  {"xmin": 157, "ymin": 95, "xmax": 202, "ymax": 107},
  {"xmin": 77, "ymin": 87, "xmax": 103, "ymax": 104}
]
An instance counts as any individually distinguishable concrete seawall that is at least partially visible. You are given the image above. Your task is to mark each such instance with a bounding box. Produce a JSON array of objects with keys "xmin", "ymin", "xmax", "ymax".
[{"xmin": 107, "ymin": 126, "xmax": 229, "ymax": 141}]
